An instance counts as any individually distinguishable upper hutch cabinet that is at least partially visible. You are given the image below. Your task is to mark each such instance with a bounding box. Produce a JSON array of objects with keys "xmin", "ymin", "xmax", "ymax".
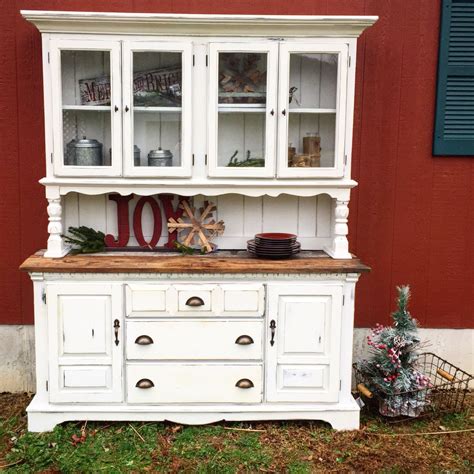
[{"xmin": 27, "ymin": 11, "xmax": 377, "ymax": 196}]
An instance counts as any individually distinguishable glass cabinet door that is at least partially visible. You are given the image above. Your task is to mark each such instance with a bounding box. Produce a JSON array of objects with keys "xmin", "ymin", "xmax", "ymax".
[
  {"xmin": 122, "ymin": 41, "xmax": 192, "ymax": 177},
  {"xmin": 277, "ymin": 43, "xmax": 348, "ymax": 178},
  {"xmin": 207, "ymin": 43, "xmax": 278, "ymax": 178},
  {"xmin": 50, "ymin": 39, "xmax": 122, "ymax": 177}
]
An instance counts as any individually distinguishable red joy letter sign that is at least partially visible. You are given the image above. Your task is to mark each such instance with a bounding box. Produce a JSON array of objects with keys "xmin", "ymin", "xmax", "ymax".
[
  {"xmin": 133, "ymin": 196, "xmax": 162, "ymax": 248},
  {"xmin": 104, "ymin": 194, "xmax": 133, "ymax": 248},
  {"xmin": 104, "ymin": 194, "xmax": 187, "ymax": 249}
]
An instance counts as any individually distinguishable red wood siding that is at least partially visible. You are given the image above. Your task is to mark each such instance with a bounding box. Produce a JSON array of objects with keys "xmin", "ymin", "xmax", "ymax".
[{"xmin": 0, "ymin": 0, "xmax": 472, "ymax": 328}]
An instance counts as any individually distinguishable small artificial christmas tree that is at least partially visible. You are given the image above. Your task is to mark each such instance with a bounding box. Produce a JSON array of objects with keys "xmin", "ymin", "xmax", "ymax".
[{"xmin": 357, "ymin": 285, "xmax": 431, "ymax": 417}]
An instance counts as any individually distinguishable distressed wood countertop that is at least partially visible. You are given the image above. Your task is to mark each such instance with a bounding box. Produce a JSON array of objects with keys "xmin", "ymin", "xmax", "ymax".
[{"xmin": 20, "ymin": 250, "xmax": 370, "ymax": 274}]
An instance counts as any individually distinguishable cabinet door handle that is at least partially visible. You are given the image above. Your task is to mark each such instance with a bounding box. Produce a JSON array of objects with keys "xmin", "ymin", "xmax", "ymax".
[
  {"xmin": 235, "ymin": 378, "xmax": 254, "ymax": 389},
  {"xmin": 235, "ymin": 335, "xmax": 254, "ymax": 345},
  {"xmin": 270, "ymin": 319, "xmax": 276, "ymax": 346},
  {"xmin": 113, "ymin": 319, "xmax": 120, "ymax": 346},
  {"xmin": 270, "ymin": 109, "xmax": 275, "ymax": 116},
  {"xmin": 281, "ymin": 109, "xmax": 286, "ymax": 116},
  {"xmin": 125, "ymin": 105, "xmax": 130, "ymax": 112},
  {"xmin": 114, "ymin": 105, "xmax": 119, "ymax": 112},
  {"xmin": 135, "ymin": 378, "xmax": 154, "ymax": 389},
  {"xmin": 135, "ymin": 335, "xmax": 154, "ymax": 345},
  {"xmin": 185, "ymin": 296, "xmax": 205, "ymax": 307}
]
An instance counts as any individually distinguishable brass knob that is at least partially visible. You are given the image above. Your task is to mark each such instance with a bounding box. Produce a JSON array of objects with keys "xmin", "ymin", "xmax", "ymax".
[
  {"xmin": 135, "ymin": 378, "xmax": 154, "ymax": 389},
  {"xmin": 185, "ymin": 296, "xmax": 205, "ymax": 307},
  {"xmin": 235, "ymin": 335, "xmax": 254, "ymax": 345},
  {"xmin": 235, "ymin": 378, "xmax": 254, "ymax": 389},
  {"xmin": 135, "ymin": 335, "xmax": 154, "ymax": 345}
]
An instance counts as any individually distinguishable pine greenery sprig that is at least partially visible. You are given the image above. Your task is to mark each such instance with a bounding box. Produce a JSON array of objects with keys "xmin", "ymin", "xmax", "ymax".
[
  {"xmin": 63, "ymin": 226, "xmax": 105, "ymax": 254},
  {"xmin": 392, "ymin": 285, "xmax": 418, "ymax": 333}
]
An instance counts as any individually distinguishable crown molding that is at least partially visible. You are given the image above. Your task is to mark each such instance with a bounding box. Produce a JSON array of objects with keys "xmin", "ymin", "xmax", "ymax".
[{"xmin": 21, "ymin": 11, "xmax": 378, "ymax": 37}]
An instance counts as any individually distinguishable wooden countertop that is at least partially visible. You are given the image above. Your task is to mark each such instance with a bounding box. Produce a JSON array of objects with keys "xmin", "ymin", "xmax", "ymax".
[{"xmin": 20, "ymin": 250, "xmax": 370, "ymax": 274}]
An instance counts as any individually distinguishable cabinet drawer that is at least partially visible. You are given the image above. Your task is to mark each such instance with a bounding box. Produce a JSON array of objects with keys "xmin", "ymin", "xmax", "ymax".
[
  {"xmin": 125, "ymin": 284, "xmax": 174, "ymax": 317},
  {"xmin": 220, "ymin": 284, "xmax": 264, "ymax": 316},
  {"xmin": 127, "ymin": 364, "xmax": 262, "ymax": 403},
  {"xmin": 176, "ymin": 285, "xmax": 216, "ymax": 314},
  {"xmin": 126, "ymin": 320, "xmax": 263, "ymax": 360}
]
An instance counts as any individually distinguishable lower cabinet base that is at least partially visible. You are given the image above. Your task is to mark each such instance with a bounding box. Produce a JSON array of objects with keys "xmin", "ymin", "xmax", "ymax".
[{"xmin": 26, "ymin": 395, "xmax": 360, "ymax": 432}]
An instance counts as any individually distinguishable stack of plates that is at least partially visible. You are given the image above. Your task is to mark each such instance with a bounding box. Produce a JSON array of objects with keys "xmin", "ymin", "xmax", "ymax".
[{"xmin": 247, "ymin": 233, "xmax": 301, "ymax": 259}]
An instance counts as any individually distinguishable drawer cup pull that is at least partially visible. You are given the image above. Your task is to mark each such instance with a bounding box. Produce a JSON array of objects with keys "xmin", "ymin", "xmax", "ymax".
[
  {"xmin": 235, "ymin": 335, "xmax": 254, "ymax": 345},
  {"xmin": 185, "ymin": 296, "xmax": 205, "ymax": 307},
  {"xmin": 135, "ymin": 335, "xmax": 154, "ymax": 345},
  {"xmin": 235, "ymin": 378, "xmax": 254, "ymax": 389},
  {"xmin": 135, "ymin": 378, "xmax": 154, "ymax": 389}
]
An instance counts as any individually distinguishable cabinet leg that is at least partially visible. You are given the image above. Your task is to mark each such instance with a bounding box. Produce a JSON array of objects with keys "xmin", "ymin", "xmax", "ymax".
[
  {"xmin": 325, "ymin": 199, "xmax": 352, "ymax": 259},
  {"xmin": 44, "ymin": 197, "xmax": 69, "ymax": 258},
  {"xmin": 325, "ymin": 410, "xmax": 360, "ymax": 431},
  {"xmin": 27, "ymin": 412, "xmax": 64, "ymax": 432}
]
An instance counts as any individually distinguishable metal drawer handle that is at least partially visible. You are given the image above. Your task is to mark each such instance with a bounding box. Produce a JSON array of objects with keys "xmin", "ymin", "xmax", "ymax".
[
  {"xmin": 235, "ymin": 378, "xmax": 254, "ymax": 389},
  {"xmin": 135, "ymin": 335, "xmax": 154, "ymax": 345},
  {"xmin": 185, "ymin": 296, "xmax": 205, "ymax": 307},
  {"xmin": 135, "ymin": 378, "xmax": 154, "ymax": 389},
  {"xmin": 235, "ymin": 335, "xmax": 254, "ymax": 345}
]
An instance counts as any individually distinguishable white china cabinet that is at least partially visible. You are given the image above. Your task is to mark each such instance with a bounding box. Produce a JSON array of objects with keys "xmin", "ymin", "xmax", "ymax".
[{"xmin": 21, "ymin": 11, "xmax": 376, "ymax": 432}]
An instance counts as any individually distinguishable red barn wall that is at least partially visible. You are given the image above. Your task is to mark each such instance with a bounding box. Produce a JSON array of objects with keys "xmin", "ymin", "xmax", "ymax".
[{"xmin": 0, "ymin": 0, "xmax": 472, "ymax": 328}]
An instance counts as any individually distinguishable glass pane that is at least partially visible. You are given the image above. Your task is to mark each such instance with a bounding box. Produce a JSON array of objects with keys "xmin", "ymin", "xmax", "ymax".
[
  {"xmin": 288, "ymin": 53, "xmax": 337, "ymax": 110},
  {"xmin": 61, "ymin": 50, "xmax": 112, "ymax": 167},
  {"xmin": 63, "ymin": 110, "xmax": 111, "ymax": 166},
  {"xmin": 134, "ymin": 111, "xmax": 181, "ymax": 167},
  {"xmin": 132, "ymin": 51, "xmax": 182, "ymax": 167},
  {"xmin": 61, "ymin": 50, "xmax": 111, "ymax": 106},
  {"xmin": 288, "ymin": 113, "xmax": 335, "ymax": 168},
  {"xmin": 217, "ymin": 52, "xmax": 268, "ymax": 168},
  {"xmin": 218, "ymin": 113, "xmax": 265, "ymax": 168}
]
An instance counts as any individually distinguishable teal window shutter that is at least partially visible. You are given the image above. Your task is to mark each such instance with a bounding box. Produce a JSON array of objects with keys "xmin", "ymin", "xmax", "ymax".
[{"xmin": 434, "ymin": 0, "xmax": 474, "ymax": 156}]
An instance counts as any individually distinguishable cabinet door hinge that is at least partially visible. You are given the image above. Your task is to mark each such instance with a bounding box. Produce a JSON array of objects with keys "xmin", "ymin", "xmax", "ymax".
[
  {"xmin": 206, "ymin": 54, "xmax": 208, "ymax": 67},
  {"xmin": 205, "ymin": 154, "xmax": 208, "ymax": 165},
  {"xmin": 46, "ymin": 380, "xmax": 49, "ymax": 391},
  {"xmin": 42, "ymin": 290, "xmax": 46, "ymax": 304},
  {"xmin": 340, "ymin": 380, "xmax": 342, "ymax": 391},
  {"xmin": 51, "ymin": 152, "xmax": 53, "ymax": 163},
  {"xmin": 192, "ymin": 154, "xmax": 195, "ymax": 166},
  {"xmin": 193, "ymin": 54, "xmax": 195, "ymax": 66},
  {"xmin": 348, "ymin": 55, "xmax": 351, "ymax": 68},
  {"xmin": 344, "ymin": 154, "xmax": 348, "ymax": 166},
  {"xmin": 342, "ymin": 295, "xmax": 345, "ymax": 306},
  {"xmin": 48, "ymin": 52, "xmax": 50, "ymax": 63}
]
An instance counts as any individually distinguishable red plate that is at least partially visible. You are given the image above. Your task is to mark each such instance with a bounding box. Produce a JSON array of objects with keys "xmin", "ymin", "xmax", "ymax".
[
  {"xmin": 255, "ymin": 233, "xmax": 297, "ymax": 241},
  {"xmin": 248, "ymin": 243, "xmax": 301, "ymax": 252},
  {"xmin": 247, "ymin": 239, "xmax": 301, "ymax": 252},
  {"xmin": 247, "ymin": 249, "xmax": 299, "ymax": 259}
]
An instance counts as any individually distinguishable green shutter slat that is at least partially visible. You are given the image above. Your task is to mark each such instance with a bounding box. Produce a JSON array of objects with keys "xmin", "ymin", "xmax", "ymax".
[{"xmin": 433, "ymin": 0, "xmax": 474, "ymax": 155}]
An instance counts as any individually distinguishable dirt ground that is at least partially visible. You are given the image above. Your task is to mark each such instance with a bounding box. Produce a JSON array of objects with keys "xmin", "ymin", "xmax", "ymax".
[{"xmin": 0, "ymin": 392, "xmax": 472, "ymax": 472}]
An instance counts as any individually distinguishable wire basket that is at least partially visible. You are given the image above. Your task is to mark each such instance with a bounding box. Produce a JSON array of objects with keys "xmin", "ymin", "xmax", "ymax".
[{"xmin": 353, "ymin": 352, "xmax": 473, "ymax": 418}]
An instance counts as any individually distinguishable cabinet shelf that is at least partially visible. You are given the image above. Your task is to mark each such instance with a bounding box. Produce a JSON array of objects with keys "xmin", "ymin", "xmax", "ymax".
[
  {"xmin": 134, "ymin": 106, "xmax": 182, "ymax": 113},
  {"xmin": 62, "ymin": 105, "xmax": 111, "ymax": 111},
  {"xmin": 289, "ymin": 108, "xmax": 337, "ymax": 114},
  {"xmin": 218, "ymin": 104, "xmax": 266, "ymax": 113}
]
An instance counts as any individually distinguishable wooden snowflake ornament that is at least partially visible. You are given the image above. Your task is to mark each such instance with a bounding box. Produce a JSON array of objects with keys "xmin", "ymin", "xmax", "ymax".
[{"xmin": 167, "ymin": 200, "xmax": 225, "ymax": 253}]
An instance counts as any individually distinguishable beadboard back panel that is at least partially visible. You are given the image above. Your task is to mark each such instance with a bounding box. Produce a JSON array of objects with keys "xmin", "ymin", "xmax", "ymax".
[{"xmin": 63, "ymin": 193, "xmax": 333, "ymax": 250}]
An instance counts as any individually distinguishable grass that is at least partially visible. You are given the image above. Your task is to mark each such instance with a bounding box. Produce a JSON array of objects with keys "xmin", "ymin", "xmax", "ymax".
[{"xmin": 0, "ymin": 393, "xmax": 472, "ymax": 473}]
